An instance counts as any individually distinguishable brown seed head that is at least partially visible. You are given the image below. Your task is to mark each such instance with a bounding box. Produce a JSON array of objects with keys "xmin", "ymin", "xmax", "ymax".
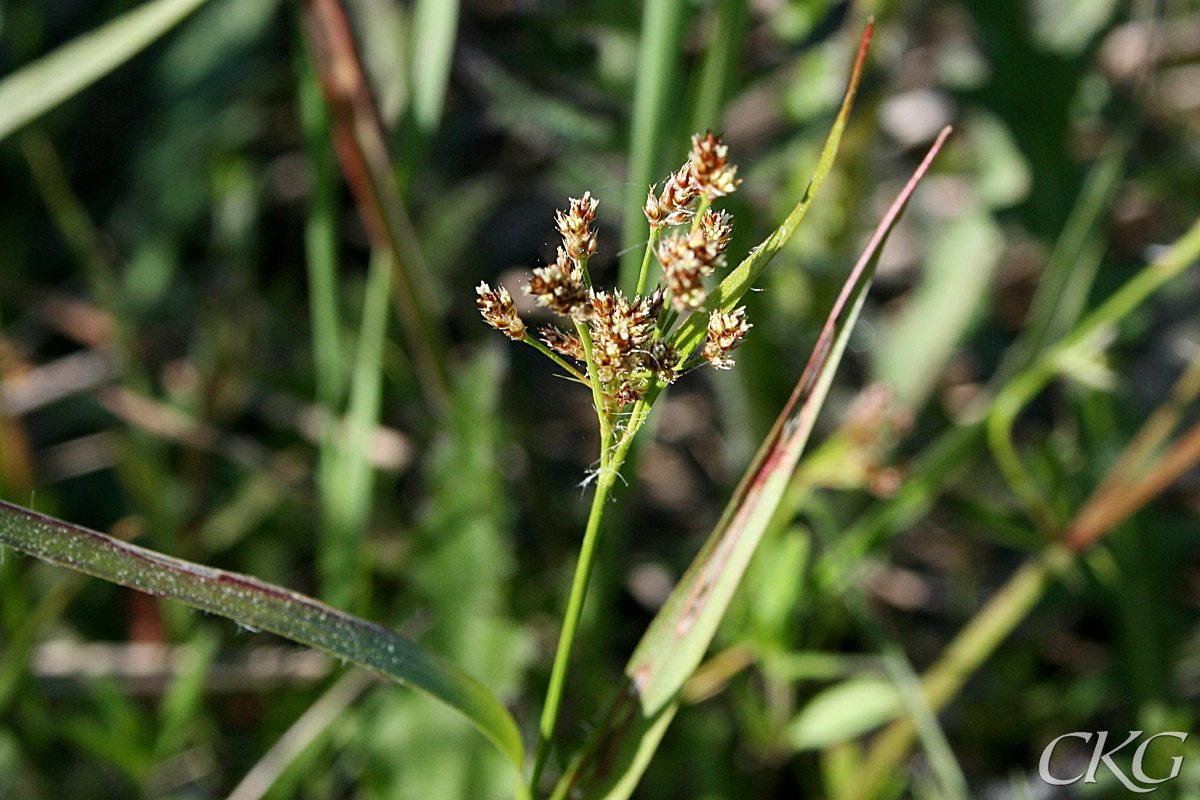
[
  {"xmin": 690, "ymin": 132, "xmax": 740, "ymax": 198},
  {"xmin": 613, "ymin": 381, "xmax": 645, "ymax": 408},
  {"xmin": 657, "ymin": 229, "xmax": 722, "ymax": 311},
  {"xmin": 647, "ymin": 340, "xmax": 681, "ymax": 383},
  {"xmin": 588, "ymin": 290, "xmax": 659, "ymax": 385},
  {"xmin": 539, "ymin": 326, "xmax": 586, "ymax": 362},
  {"xmin": 556, "ymin": 191, "xmax": 599, "ymax": 264},
  {"xmin": 643, "ymin": 184, "xmax": 663, "ymax": 228},
  {"xmin": 699, "ymin": 209, "xmax": 734, "ymax": 253},
  {"xmin": 476, "ymin": 281, "xmax": 526, "ymax": 341},
  {"xmin": 703, "ymin": 306, "xmax": 751, "ymax": 369},
  {"xmin": 527, "ymin": 248, "xmax": 589, "ymax": 319}
]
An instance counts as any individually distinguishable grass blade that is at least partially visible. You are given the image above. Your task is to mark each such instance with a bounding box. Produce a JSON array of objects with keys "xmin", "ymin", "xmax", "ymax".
[
  {"xmin": 668, "ymin": 19, "xmax": 873, "ymax": 358},
  {"xmin": 304, "ymin": 0, "xmax": 450, "ymax": 415},
  {"xmin": 618, "ymin": 0, "xmax": 689, "ymax": 294},
  {"xmin": 317, "ymin": 248, "xmax": 392, "ymax": 609},
  {"xmin": 551, "ymin": 128, "xmax": 951, "ymax": 800},
  {"xmin": 410, "ymin": 0, "xmax": 461, "ymax": 131},
  {"xmin": 0, "ymin": 0, "xmax": 211, "ymax": 142},
  {"xmin": 0, "ymin": 500, "xmax": 526, "ymax": 775}
]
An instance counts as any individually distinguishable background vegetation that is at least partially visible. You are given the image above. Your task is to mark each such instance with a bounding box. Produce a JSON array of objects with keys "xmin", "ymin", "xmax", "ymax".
[{"xmin": 1, "ymin": 0, "xmax": 1199, "ymax": 798}]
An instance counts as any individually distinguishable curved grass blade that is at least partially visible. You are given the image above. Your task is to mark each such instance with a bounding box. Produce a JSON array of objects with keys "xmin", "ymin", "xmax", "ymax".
[
  {"xmin": 668, "ymin": 18, "xmax": 874, "ymax": 359},
  {"xmin": 551, "ymin": 128, "xmax": 952, "ymax": 800},
  {"xmin": 0, "ymin": 0, "xmax": 211, "ymax": 143},
  {"xmin": 0, "ymin": 500, "xmax": 526, "ymax": 774}
]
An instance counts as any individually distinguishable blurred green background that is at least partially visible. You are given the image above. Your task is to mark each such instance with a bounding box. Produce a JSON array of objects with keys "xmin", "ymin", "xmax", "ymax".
[{"xmin": 1, "ymin": 0, "xmax": 1200, "ymax": 798}]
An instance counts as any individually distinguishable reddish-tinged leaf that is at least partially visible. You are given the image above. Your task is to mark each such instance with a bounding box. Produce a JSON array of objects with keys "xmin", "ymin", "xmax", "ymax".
[{"xmin": 551, "ymin": 128, "xmax": 952, "ymax": 800}]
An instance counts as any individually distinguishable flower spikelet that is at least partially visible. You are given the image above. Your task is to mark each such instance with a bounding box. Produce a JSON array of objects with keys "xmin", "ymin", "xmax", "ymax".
[
  {"xmin": 703, "ymin": 307, "xmax": 751, "ymax": 369},
  {"xmin": 699, "ymin": 209, "xmax": 734, "ymax": 253},
  {"xmin": 528, "ymin": 247, "xmax": 589, "ymax": 319},
  {"xmin": 539, "ymin": 326, "xmax": 586, "ymax": 362},
  {"xmin": 690, "ymin": 132, "xmax": 740, "ymax": 198},
  {"xmin": 589, "ymin": 290, "xmax": 658, "ymax": 385},
  {"xmin": 647, "ymin": 340, "xmax": 681, "ymax": 383},
  {"xmin": 644, "ymin": 165, "xmax": 700, "ymax": 229},
  {"xmin": 613, "ymin": 382, "xmax": 645, "ymax": 408},
  {"xmin": 556, "ymin": 192, "xmax": 599, "ymax": 264},
  {"xmin": 476, "ymin": 282, "xmax": 526, "ymax": 341},
  {"xmin": 657, "ymin": 230, "xmax": 723, "ymax": 311}
]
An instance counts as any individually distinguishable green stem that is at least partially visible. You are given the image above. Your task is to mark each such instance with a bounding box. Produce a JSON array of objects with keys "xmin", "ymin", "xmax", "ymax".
[
  {"xmin": 841, "ymin": 549, "xmax": 1066, "ymax": 800},
  {"xmin": 635, "ymin": 227, "xmax": 662, "ymax": 297},
  {"xmin": 530, "ymin": 448, "xmax": 621, "ymax": 793},
  {"xmin": 574, "ymin": 322, "xmax": 613, "ymax": 454},
  {"xmin": 691, "ymin": 196, "xmax": 711, "ymax": 233},
  {"xmin": 985, "ymin": 215, "xmax": 1200, "ymax": 534},
  {"xmin": 620, "ymin": 0, "xmax": 689, "ymax": 294},
  {"xmin": 523, "ymin": 336, "xmax": 589, "ymax": 384}
]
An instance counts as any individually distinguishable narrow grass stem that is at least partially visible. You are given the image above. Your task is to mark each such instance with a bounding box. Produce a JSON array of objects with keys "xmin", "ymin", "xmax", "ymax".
[
  {"xmin": 635, "ymin": 228, "xmax": 661, "ymax": 297},
  {"xmin": 530, "ymin": 459, "xmax": 621, "ymax": 793},
  {"xmin": 840, "ymin": 550, "xmax": 1064, "ymax": 800},
  {"xmin": 523, "ymin": 335, "xmax": 589, "ymax": 383},
  {"xmin": 986, "ymin": 361, "xmax": 1061, "ymax": 534},
  {"xmin": 690, "ymin": 196, "xmax": 711, "ymax": 233},
  {"xmin": 574, "ymin": 322, "xmax": 613, "ymax": 454},
  {"xmin": 985, "ymin": 215, "xmax": 1200, "ymax": 534}
]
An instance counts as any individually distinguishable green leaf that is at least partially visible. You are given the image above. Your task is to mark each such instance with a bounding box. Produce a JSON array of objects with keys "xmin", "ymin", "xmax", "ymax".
[
  {"xmin": 668, "ymin": 19, "xmax": 874, "ymax": 359},
  {"xmin": 410, "ymin": 0, "xmax": 460, "ymax": 131},
  {"xmin": 0, "ymin": 500, "xmax": 526, "ymax": 776},
  {"xmin": 618, "ymin": 0, "xmax": 690, "ymax": 294},
  {"xmin": 550, "ymin": 127, "xmax": 952, "ymax": 800},
  {"xmin": 0, "ymin": 0, "xmax": 211, "ymax": 143},
  {"xmin": 784, "ymin": 677, "xmax": 903, "ymax": 751}
]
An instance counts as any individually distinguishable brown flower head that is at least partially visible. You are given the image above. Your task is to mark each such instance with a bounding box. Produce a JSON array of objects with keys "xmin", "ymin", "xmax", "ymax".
[
  {"xmin": 644, "ymin": 164, "xmax": 700, "ymax": 229},
  {"xmin": 647, "ymin": 340, "xmax": 681, "ymax": 383},
  {"xmin": 556, "ymin": 192, "xmax": 599, "ymax": 264},
  {"xmin": 588, "ymin": 290, "xmax": 659, "ymax": 385},
  {"xmin": 657, "ymin": 229, "xmax": 723, "ymax": 311},
  {"xmin": 528, "ymin": 247, "xmax": 589, "ymax": 319},
  {"xmin": 539, "ymin": 326, "xmax": 586, "ymax": 362},
  {"xmin": 699, "ymin": 208, "xmax": 734, "ymax": 253},
  {"xmin": 476, "ymin": 282, "xmax": 526, "ymax": 341},
  {"xmin": 689, "ymin": 132, "xmax": 740, "ymax": 199},
  {"xmin": 613, "ymin": 381, "xmax": 645, "ymax": 408},
  {"xmin": 703, "ymin": 306, "xmax": 751, "ymax": 369}
]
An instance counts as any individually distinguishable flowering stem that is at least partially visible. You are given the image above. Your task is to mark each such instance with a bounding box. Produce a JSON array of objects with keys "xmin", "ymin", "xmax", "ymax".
[
  {"xmin": 523, "ymin": 335, "xmax": 589, "ymax": 383},
  {"xmin": 635, "ymin": 227, "xmax": 662, "ymax": 297},
  {"xmin": 690, "ymin": 196, "xmax": 711, "ymax": 233},
  {"xmin": 530, "ymin": 430, "xmax": 622, "ymax": 793}
]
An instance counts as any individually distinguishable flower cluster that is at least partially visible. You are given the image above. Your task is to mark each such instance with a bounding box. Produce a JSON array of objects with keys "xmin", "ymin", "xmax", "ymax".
[{"xmin": 477, "ymin": 133, "xmax": 751, "ymax": 412}]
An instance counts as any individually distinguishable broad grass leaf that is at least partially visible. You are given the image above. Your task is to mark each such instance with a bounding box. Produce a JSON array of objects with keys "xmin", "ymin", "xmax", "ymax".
[
  {"xmin": 0, "ymin": 501, "xmax": 526, "ymax": 776},
  {"xmin": 0, "ymin": 0, "xmax": 211, "ymax": 142},
  {"xmin": 784, "ymin": 677, "xmax": 903, "ymax": 751}
]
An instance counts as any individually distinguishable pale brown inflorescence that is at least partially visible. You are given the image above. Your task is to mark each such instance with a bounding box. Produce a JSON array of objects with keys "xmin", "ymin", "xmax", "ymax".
[
  {"xmin": 689, "ymin": 131, "xmax": 741, "ymax": 198},
  {"xmin": 699, "ymin": 208, "xmax": 734, "ymax": 252},
  {"xmin": 476, "ymin": 282, "xmax": 526, "ymax": 341},
  {"xmin": 528, "ymin": 247, "xmax": 589, "ymax": 319},
  {"xmin": 703, "ymin": 307, "xmax": 751, "ymax": 369},
  {"xmin": 539, "ymin": 326, "xmax": 586, "ymax": 362},
  {"xmin": 556, "ymin": 192, "xmax": 599, "ymax": 264},
  {"xmin": 588, "ymin": 290, "xmax": 658, "ymax": 385},
  {"xmin": 478, "ymin": 135, "xmax": 751, "ymax": 410},
  {"xmin": 643, "ymin": 164, "xmax": 701, "ymax": 229},
  {"xmin": 657, "ymin": 228, "xmax": 726, "ymax": 311}
]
